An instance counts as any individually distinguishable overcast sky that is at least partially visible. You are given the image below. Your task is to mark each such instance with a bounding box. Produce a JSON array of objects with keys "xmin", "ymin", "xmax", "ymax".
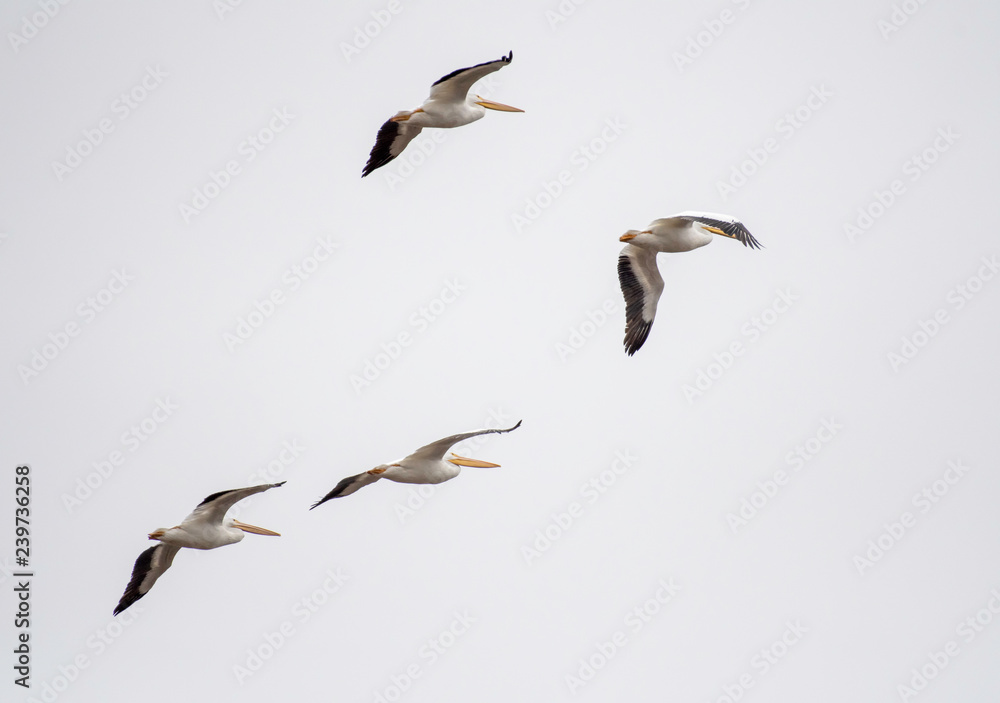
[{"xmin": 2, "ymin": 1, "xmax": 999, "ymax": 701}]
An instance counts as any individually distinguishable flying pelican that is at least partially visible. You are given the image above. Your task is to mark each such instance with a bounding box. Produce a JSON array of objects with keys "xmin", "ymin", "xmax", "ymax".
[
  {"xmin": 311, "ymin": 421, "xmax": 522, "ymax": 508},
  {"xmin": 113, "ymin": 482, "xmax": 285, "ymax": 615},
  {"xmin": 618, "ymin": 212, "xmax": 762, "ymax": 355},
  {"xmin": 361, "ymin": 51, "xmax": 523, "ymax": 177}
]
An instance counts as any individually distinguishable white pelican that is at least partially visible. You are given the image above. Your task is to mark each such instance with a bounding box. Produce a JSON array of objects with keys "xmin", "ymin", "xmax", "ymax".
[
  {"xmin": 113, "ymin": 482, "xmax": 285, "ymax": 615},
  {"xmin": 311, "ymin": 421, "xmax": 521, "ymax": 508},
  {"xmin": 361, "ymin": 51, "xmax": 523, "ymax": 177},
  {"xmin": 618, "ymin": 212, "xmax": 762, "ymax": 355}
]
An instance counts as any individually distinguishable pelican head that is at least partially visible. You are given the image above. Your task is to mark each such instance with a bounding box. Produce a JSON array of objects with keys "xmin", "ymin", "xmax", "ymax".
[
  {"xmin": 228, "ymin": 518, "xmax": 281, "ymax": 536},
  {"xmin": 473, "ymin": 95, "xmax": 524, "ymax": 113}
]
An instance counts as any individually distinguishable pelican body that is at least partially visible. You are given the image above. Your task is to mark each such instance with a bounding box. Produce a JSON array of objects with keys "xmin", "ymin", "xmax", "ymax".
[
  {"xmin": 113, "ymin": 482, "xmax": 285, "ymax": 615},
  {"xmin": 311, "ymin": 421, "xmax": 522, "ymax": 508},
  {"xmin": 362, "ymin": 51, "xmax": 523, "ymax": 177},
  {"xmin": 618, "ymin": 212, "xmax": 762, "ymax": 355}
]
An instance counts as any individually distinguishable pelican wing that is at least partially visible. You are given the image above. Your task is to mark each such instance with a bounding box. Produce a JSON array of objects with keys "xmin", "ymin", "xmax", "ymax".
[
  {"xmin": 408, "ymin": 421, "xmax": 523, "ymax": 462},
  {"xmin": 428, "ymin": 51, "xmax": 513, "ymax": 103},
  {"xmin": 310, "ymin": 472, "xmax": 383, "ymax": 509},
  {"xmin": 362, "ymin": 118, "xmax": 423, "ymax": 177},
  {"xmin": 181, "ymin": 482, "xmax": 286, "ymax": 527},
  {"xmin": 618, "ymin": 244, "xmax": 664, "ymax": 355},
  {"xmin": 674, "ymin": 211, "xmax": 762, "ymax": 249},
  {"xmin": 113, "ymin": 543, "xmax": 180, "ymax": 615}
]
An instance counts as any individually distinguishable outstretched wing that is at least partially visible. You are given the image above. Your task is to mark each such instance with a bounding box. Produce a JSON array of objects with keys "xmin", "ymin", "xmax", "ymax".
[
  {"xmin": 618, "ymin": 244, "xmax": 664, "ymax": 356},
  {"xmin": 674, "ymin": 211, "xmax": 762, "ymax": 249},
  {"xmin": 407, "ymin": 421, "xmax": 523, "ymax": 462},
  {"xmin": 362, "ymin": 118, "xmax": 423, "ymax": 177},
  {"xmin": 428, "ymin": 51, "xmax": 513, "ymax": 103},
  {"xmin": 113, "ymin": 543, "xmax": 180, "ymax": 615},
  {"xmin": 310, "ymin": 472, "xmax": 383, "ymax": 509},
  {"xmin": 181, "ymin": 482, "xmax": 286, "ymax": 527}
]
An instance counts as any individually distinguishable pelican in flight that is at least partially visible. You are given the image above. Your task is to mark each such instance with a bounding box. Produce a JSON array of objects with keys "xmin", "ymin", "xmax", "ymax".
[
  {"xmin": 618, "ymin": 212, "xmax": 762, "ymax": 355},
  {"xmin": 311, "ymin": 421, "xmax": 522, "ymax": 508},
  {"xmin": 361, "ymin": 51, "xmax": 523, "ymax": 177},
  {"xmin": 113, "ymin": 482, "xmax": 285, "ymax": 615}
]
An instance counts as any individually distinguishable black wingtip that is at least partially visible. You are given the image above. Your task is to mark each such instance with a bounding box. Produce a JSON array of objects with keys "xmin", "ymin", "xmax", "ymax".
[
  {"xmin": 362, "ymin": 119, "xmax": 401, "ymax": 177},
  {"xmin": 623, "ymin": 320, "xmax": 652, "ymax": 356},
  {"xmin": 310, "ymin": 492, "xmax": 338, "ymax": 510},
  {"xmin": 114, "ymin": 545, "xmax": 158, "ymax": 615},
  {"xmin": 618, "ymin": 254, "xmax": 654, "ymax": 356}
]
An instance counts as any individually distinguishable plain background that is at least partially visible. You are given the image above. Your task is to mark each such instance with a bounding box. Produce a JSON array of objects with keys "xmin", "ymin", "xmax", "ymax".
[{"xmin": 1, "ymin": 1, "xmax": 999, "ymax": 701}]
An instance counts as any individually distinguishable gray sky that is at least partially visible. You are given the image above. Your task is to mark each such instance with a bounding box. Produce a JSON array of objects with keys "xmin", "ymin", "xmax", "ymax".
[{"xmin": 2, "ymin": 1, "xmax": 999, "ymax": 701}]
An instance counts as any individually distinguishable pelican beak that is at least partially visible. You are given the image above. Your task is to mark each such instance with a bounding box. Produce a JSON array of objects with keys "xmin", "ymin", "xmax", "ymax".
[
  {"xmin": 232, "ymin": 519, "xmax": 281, "ymax": 536},
  {"xmin": 475, "ymin": 97, "xmax": 524, "ymax": 113},
  {"xmin": 619, "ymin": 233, "xmax": 637, "ymax": 242},
  {"xmin": 148, "ymin": 529, "xmax": 166, "ymax": 540},
  {"xmin": 704, "ymin": 225, "xmax": 734, "ymax": 238},
  {"xmin": 447, "ymin": 453, "xmax": 501, "ymax": 468}
]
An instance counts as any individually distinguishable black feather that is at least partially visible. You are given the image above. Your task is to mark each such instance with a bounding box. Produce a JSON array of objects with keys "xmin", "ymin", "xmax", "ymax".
[
  {"xmin": 431, "ymin": 51, "xmax": 512, "ymax": 87},
  {"xmin": 113, "ymin": 545, "xmax": 158, "ymax": 615},
  {"xmin": 362, "ymin": 119, "xmax": 401, "ymax": 177},
  {"xmin": 618, "ymin": 254, "xmax": 654, "ymax": 356}
]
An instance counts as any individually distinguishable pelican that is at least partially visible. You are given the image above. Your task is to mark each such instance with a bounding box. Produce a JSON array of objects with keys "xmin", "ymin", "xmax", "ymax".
[
  {"xmin": 361, "ymin": 51, "xmax": 523, "ymax": 177},
  {"xmin": 618, "ymin": 212, "xmax": 762, "ymax": 355},
  {"xmin": 113, "ymin": 482, "xmax": 285, "ymax": 615},
  {"xmin": 311, "ymin": 421, "xmax": 522, "ymax": 508}
]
